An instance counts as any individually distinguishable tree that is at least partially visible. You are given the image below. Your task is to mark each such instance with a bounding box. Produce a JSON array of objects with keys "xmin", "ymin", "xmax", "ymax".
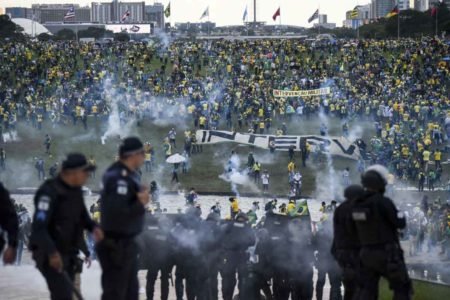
[
  {"xmin": 114, "ymin": 32, "xmax": 130, "ymax": 42},
  {"xmin": 37, "ymin": 33, "xmax": 52, "ymax": 41},
  {"xmin": 78, "ymin": 27, "xmax": 113, "ymax": 39},
  {"xmin": 0, "ymin": 14, "xmax": 25, "ymax": 40},
  {"xmin": 55, "ymin": 28, "xmax": 76, "ymax": 40}
]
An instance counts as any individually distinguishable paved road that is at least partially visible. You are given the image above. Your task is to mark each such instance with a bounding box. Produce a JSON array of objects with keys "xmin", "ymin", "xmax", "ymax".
[{"xmin": 0, "ymin": 259, "xmax": 331, "ymax": 300}]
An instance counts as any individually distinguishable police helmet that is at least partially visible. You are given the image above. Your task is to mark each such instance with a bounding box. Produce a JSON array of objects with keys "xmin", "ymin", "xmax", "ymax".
[
  {"xmin": 361, "ymin": 165, "xmax": 389, "ymax": 192},
  {"xmin": 344, "ymin": 184, "xmax": 365, "ymax": 201}
]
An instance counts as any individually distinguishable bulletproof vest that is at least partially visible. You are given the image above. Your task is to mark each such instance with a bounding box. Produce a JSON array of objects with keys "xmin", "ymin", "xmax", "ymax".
[
  {"xmin": 333, "ymin": 201, "xmax": 360, "ymax": 250},
  {"xmin": 222, "ymin": 221, "xmax": 256, "ymax": 252},
  {"xmin": 352, "ymin": 193, "xmax": 399, "ymax": 246},
  {"xmin": 33, "ymin": 179, "xmax": 86, "ymax": 255}
]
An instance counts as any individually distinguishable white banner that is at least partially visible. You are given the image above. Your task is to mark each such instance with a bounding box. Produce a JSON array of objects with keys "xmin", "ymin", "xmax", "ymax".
[
  {"xmin": 273, "ymin": 87, "xmax": 331, "ymax": 98},
  {"xmin": 196, "ymin": 130, "xmax": 364, "ymax": 160}
]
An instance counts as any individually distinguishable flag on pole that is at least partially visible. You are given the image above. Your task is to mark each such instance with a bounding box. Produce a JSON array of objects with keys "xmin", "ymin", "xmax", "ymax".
[
  {"xmin": 272, "ymin": 7, "xmax": 280, "ymax": 21},
  {"xmin": 200, "ymin": 7, "xmax": 209, "ymax": 20},
  {"xmin": 308, "ymin": 9, "xmax": 319, "ymax": 23},
  {"xmin": 351, "ymin": 7, "xmax": 359, "ymax": 19},
  {"xmin": 243, "ymin": 6, "xmax": 248, "ymax": 22},
  {"xmin": 431, "ymin": 6, "xmax": 438, "ymax": 17},
  {"xmin": 386, "ymin": 5, "xmax": 399, "ymax": 18},
  {"xmin": 64, "ymin": 5, "xmax": 75, "ymax": 20},
  {"xmin": 121, "ymin": 9, "xmax": 131, "ymax": 22},
  {"xmin": 165, "ymin": 2, "xmax": 171, "ymax": 18}
]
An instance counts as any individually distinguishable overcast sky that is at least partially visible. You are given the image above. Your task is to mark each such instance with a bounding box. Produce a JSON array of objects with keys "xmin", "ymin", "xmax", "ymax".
[{"xmin": 1, "ymin": 0, "xmax": 371, "ymax": 27}]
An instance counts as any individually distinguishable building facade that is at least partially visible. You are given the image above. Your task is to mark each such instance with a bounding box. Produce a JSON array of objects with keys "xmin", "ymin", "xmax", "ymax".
[
  {"xmin": 91, "ymin": 2, "xmax": 113, "ymax": 23},
  {"xmin": 91, "ymin": 1, "xmax": 145, "ymax": 23},
  {"xmin": 414, "ymin": 0, "xmax": 429, "ymax": 11},
  {"xmin": 370, "ymin": 0, "xmax": 396, "ymax": 19},
  {"xmin": 145, "ymin": 2, "xmax": 164, "ymax": 29},
  {"xmin": 31, "ymin": 4, "xmax": 91, "ymax": 23},
  {"xmin": 398, "ymin": 0, "xmax": 411, "ymax": 10}
]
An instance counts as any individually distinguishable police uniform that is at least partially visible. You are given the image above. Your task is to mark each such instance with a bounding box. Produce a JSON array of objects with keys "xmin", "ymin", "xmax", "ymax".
[
  {"xmin": 0, "ymin": 182, "xmax": 18, "ymax": 258},
  {"xmin": 97, "ymin": 137, "xmax": 146, "ymax": 300},
  {"xmin": 332, "ymin": 185, "xmax": 365, "ymax": 300},
  {"xmin": 314, "ymin": 216, "xmax": 342, "ymax": 300},
  {"xmin": 220, "ymin": 213, "xmax": 256, "ymax": 300},
  {"xmin": 137, "ymin": 213, "xmax": 174, "ymax": 300},
  {"xmin": 29, "ymin": 154, "xmax": 97, "ymax": 300},
  {"xmin": 352, "ymin": 166, "xmax": 412, "ymax": 300}
]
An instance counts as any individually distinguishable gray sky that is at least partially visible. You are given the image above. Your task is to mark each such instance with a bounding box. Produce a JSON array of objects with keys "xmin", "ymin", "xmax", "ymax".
[{"xmin": 1, "ymin": 0, "xmax": 371, "ymax": 27}]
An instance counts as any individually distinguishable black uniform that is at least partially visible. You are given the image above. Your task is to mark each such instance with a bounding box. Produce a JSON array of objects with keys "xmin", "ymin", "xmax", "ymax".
[
  {"xmin": 352, "ymin": 191, "xmax": 412, "ymax": 300},
  {"xmin": 220, "ymin": 220, "xmax": 256, "ymax": 300},
  {"xmin": 29, "ymin": 177, "xmax": 96, "ymax": 300},
  {"xmin": 314, "ymin": 219, "xmax": 342, "ymax": 300},
  {"xmin": 137, "ymin": 213, "xmax": 174, "ymax": 300},
  {"xmin": 0, "ymin": 182, "xmax": 18, "ymax": 255},
  {"xmin": 289, "ymin": 219, "xmax": 315, "ymax": 300},
  {"xmin": 332, "ymin": 186, "xmax": 364, "ymax": 300},
  {"xmin": 98, "ymin": 161, "xmax": 146, "ymax": 300}
]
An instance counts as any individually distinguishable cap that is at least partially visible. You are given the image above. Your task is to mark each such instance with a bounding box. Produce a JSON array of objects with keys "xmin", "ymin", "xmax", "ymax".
[
  {"xmin": 62, "ymin": 153, "xmax": 96, "ymax": 172},
  {"xmin": 119, "ymin": 137, "xmax": 144, "ymax": 157}
]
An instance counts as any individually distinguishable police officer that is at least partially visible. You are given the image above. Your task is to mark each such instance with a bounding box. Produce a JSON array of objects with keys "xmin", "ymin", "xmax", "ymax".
[
  {"xmin": 97, "ymin": 137, "xmax": 150, "ymax": 300},
  {"xmin": 140, "ymin": 212, "xmax": 174, "ymax": 300},
  {"xmin": 0, "ymin": 182, "xmax": 18, "ymax": 264},
  {"xmin": 332, "ymin": 185, "xmax": 365, "ymax": 300},
  {"xmin": 221, "ymin": 212, "xmax": 256, "ymax": 300},
  {"xmin": 289, "ymin": 217, "xmax": 315, "ymax": 300},
  {"xmin": 29, "ymin": 153, "xmax": 103, "ymax": 300},
  {"xmin": 314, "ymin": 214, "xmax": 342, "ymax": 300},
  {"xmin": 352, "ymin": 165, "xmax": 412, "ymax": 300}
]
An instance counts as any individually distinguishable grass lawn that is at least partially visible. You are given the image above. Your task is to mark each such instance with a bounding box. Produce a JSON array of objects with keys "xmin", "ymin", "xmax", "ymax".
[
  {"xmin": 380, "ymin": 279, "xmax": 450, "ymax": 300},
  {"xmin": 1, "ymin": 112, "xmax": 448, "ymax": 202}
]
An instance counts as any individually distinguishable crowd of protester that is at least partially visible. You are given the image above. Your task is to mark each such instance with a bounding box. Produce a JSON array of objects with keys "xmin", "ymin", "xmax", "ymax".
[{"xmin": 1, "ymin": 38, "xmax": 449, "ymax": 190}]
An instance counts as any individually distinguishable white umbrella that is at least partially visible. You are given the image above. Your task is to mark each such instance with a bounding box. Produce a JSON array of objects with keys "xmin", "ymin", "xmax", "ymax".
[{"xmin": 166, "ymin": 153, "xmax": 186, "ymax": 164}]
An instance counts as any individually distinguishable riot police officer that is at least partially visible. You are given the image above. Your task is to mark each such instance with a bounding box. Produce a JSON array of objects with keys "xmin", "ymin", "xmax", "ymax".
[
  {"xmin": 97, "ymin": 137, "xmax": 150, "ymax": 300},
  {"xmin": 0, "ymin": 182, "xmax": 18, "ymax": 265},
  {"xmin": 220, "ymin": 212, "xmax": 256, "ymax": 300},
  {"xmin": 332, "ymin": 185, "xmax": 365, "ymax": 300},
  {"xmin": 352, "ymin": 165, "xmax": 412, "ymax": 300},
  {"xmin": 29, "ymin": 153, "xmax": 103, "ymax": 300},
  {"xmin": 314, "ymin": 214, "xmax": 342, "ymax": 300},
  {"xmin": 138, "ymin": 212, "xmax": 174, "ymax": 300}
]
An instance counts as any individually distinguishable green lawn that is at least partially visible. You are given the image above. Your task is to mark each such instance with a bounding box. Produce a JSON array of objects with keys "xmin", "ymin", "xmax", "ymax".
[
  {"xmin": 380, "ymin": 279, "xmax": 450, "ymax": 300},
  {"xmin": 0, "ymin": 115, "xmax": 370, "ymax": 196}
]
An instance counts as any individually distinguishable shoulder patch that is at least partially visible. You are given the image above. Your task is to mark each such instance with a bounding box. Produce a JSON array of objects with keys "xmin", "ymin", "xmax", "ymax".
[
  {"xmin": 117, "ymin": 180, "xmax": 128, "ymax": 195},
  {"xmin": 37, "ymin": 195, "xmax": 51, "ymax": 211}
]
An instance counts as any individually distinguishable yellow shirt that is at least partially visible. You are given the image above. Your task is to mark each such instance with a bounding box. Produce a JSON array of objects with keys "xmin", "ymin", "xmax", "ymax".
[
  {"xmin": 423, "ymin": 150, "xmax": 431, "ymax": 162},
  {"xmin": 231, "ymin": 201, "xmax": 239, "ymax": 213}
]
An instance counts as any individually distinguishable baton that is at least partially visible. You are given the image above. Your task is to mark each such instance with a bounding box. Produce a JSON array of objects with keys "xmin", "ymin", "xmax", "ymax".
[{"xmin": 62, "ymin": 271, "xmax": 84, "ymax": 300}]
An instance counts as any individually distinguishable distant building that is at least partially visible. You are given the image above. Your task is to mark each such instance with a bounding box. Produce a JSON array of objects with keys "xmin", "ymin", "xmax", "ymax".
[
  {"xmin": 344, "ymin": 4, "xmax": 371, "ymax": 29},
  {"xmin": 318, "ymin": 14, "xmax": 327, "ymax": 24},
  {"xmin": 31, "ymin": 4, "xmax": 91, "ymax": 23},
  {"xmin": 370, "ymin": 0, "xmax": 396, "ymax": 19},
  {"xmin": 145, "ymin": 2, "xmax": 164, "ymax": 29},
  {"xmin": 6, "ymin": 7, "xmax": 30, "ymax": 19},
  {"xmin": 175, "ymin": 22, "xmax": 216, "ymax": 32},
  {"xmin": 398, "ymin": 0, "xmax": 411, "ymax": 10},
  {"xmin": 313, "ymin": 23, "xmax": 336, "ymax": 30},
  {"xmin": 91, "ymin": 1, "xmax": 145, "ymax": 23},
  {"xmin": 91, "ymin": 2, "xmax": 113, "ymax": 23},
  {"xmin": 414, "ymin": 0, "xmax": 429, "ymax": 11},
  {"xmin": 429, "ymin": 0, "xmax": 450, "ymax": 9}
]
